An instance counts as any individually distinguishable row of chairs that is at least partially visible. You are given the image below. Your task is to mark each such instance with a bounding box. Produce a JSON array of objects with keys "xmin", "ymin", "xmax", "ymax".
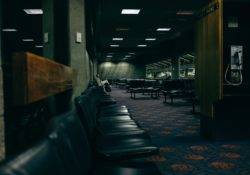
[
  {"xmin": 162, "ymin": 79, "xmax": 195, "ymax": 104},
  {"xmin": 126, "ymin": 79, "xmax": 161, "ymax": 99},
  {"xmin": 0, "ymin": 86, "xmax": 161, "ymax": 175}
]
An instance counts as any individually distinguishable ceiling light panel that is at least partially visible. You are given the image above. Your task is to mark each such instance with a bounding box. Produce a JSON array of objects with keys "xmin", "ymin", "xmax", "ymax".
[
  {"xmin": 110, "ymin": 45, "xmax": 119, "ymax": 47},
  {"xmin": 121, "ymin": 9, "xmax": 141, "ymax": 15},
  {"xmin": 116, "ymin": 28, "xmax": 130, "ymax": 31},
  {"xmin": 35, "ymin": 45, "xmax": 43, "ymax": 48},
  {"xmin": 113, "ymin": 38, "xmax": 124, "ymax": 41},
  {"xmin": 145, "ymin": 38, "xmax": 156, "ymax": 41},
  {"xmin": 176, "ymin": 11, "xmax": 194, "ymax": 15},
  {"xmin": 24, "ymin": 9, "xmax": 43, "ymax": 15},
  {"xmin": 23, "ymin": 9, "xmax": 43, "ymax": 15},
  {"xmin": 137, "ymin": 44, "xmax": 147, "ymax": 47},
  {"xmin": 157, "ymin": 28, "xmax": 171, "ymax": 32},
  {"xmin": 2, "ymin": 28, "xmax": 18, "ymax": 32},
  {"xmin": 22, "ymin": 38, "xmax": 34, "ymax": 42}
]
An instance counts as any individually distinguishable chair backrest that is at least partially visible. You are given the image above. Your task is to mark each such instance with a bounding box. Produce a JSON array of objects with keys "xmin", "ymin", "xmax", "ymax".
[
  {"xmin": 47, "ymin": 111, "xmax": 93, "ymax": 175},
  {"xmin": 75, "ymin": 96, "xmax": 97, "ymax": 141},
  {"xmin": 0, "ymin": 140, "xmax": 67, "ymax": 175}
]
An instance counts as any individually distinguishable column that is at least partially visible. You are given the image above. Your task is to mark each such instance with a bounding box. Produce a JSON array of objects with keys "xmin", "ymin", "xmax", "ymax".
[{"xmin": 43, "ymin": 0, "xmax": 90, "ymax": 112}]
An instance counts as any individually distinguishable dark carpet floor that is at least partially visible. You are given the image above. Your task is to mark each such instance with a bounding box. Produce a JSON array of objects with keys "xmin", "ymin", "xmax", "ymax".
[{"xmin": 110, "ymin": 87, "xmax": 250, "ymax": 175}]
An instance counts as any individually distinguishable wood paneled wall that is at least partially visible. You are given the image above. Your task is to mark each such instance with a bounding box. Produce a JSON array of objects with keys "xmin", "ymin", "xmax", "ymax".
[{"xmin": 195, "ymin": 0, "xmax": 223, "ymax": 118}]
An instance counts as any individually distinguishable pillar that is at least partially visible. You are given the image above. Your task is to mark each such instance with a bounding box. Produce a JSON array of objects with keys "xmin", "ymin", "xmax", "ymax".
[
  {"xmin": 172, "ymin": 58, "xmax": 180, "ymax": 79},
  {"xmin": 195, "ymin": 0, "xmax": 223, "ymax": 138},
  {"xmin": 42, "ymin": 0, "xmax": 55, "ymax": 59},
  {"xmin": 68, "ymin": 0, "xmax": 90, "ymax": 96},
  {"xmin": 43, "ymin": 0, "xmax": 90, "ymax": 113}
]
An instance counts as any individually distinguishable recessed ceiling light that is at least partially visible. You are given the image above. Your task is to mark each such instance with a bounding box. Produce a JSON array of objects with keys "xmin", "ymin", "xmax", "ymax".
[
  {"xmin": 2, "ymin": 28, "xmax": 18, "ymax": 32},
  {"xmin": 145, "ymin": 38, "xmax": 156, "ymax": 41},
  {"xmin": 113, "ymin": 38, "xmax": 124, "ymax": 41},
  {"xmin": 116, "ymin": 28, "xmax": 130, "ymax": 31},
  {"xmin": 137, "ymin": 44, "xmax": 147, "ymax": 47},
  {"xmin": 121, "ymin": 9, "xmax": 141, "ymax": 15},
  {"xmin": 23, "ymin": 9, "xmax": 43, "ymax": 15},
  {"xmin": 22, "ymin": 38, "xmax": 34, "ymax": 42},
  {"xmin": 176, "ymin": 11, "xmax": 194, "ymax": 15},
  {"xmin": 35, "ymin": 45, "xmax": 43, "ymax": 48},
  {"xmin": 110, "ymin": 44, "xmax": 119, "ymax": 47},
  {"xmin": 157, "ymin": 28, "xmax": 171, "ymax": 32}
]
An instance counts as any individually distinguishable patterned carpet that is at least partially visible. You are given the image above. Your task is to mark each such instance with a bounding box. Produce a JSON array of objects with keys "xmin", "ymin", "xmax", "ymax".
[{"xmin": 110, "ymin": 87, "xmax": 250, "ymax": 175}]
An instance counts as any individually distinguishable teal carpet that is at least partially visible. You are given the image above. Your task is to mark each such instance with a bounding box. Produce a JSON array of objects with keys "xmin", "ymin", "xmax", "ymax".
[{"xmin": 111, "ymin": 87, "xmax": 250, "ymax": 175}]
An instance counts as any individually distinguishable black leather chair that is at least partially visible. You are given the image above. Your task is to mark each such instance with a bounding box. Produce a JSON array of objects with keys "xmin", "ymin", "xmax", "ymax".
[
  {"xmin": 48, "ymin": 111, "xmax": 161, "ymax": 174},
  {"xmin": 75, "ymin": 95, "xmax": 147, "ymax": 136},
  {"xmin": 85, "ymin": 87, "xmax": 130, "ymax": 116},
  {"xmin": 0, "ymin": 111, "xmax": 161, "ymax": 175},
  {"xmin": 0, "ymin": 140, "xmax": 67, "ymax": 175},
  {"xmin": 75, "ymin": 95, "xmax": 158, "ymax": 160}
]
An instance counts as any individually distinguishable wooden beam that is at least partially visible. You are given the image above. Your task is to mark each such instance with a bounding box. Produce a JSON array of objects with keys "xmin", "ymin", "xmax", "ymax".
[{"xmin": 13, "ymin": 52, "xmax": 74, "ymax": 106}]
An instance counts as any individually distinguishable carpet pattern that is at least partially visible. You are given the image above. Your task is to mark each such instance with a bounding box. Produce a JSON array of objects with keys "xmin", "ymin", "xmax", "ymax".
[{"xmin": 111, "ymin": 87, "xmax": 250, "ymax": 175}]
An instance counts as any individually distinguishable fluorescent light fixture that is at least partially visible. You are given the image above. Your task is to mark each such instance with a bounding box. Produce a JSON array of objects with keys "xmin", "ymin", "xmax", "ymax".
[
  {"xmin": 157, "ymin": 28, "xmax": 171, "ymax": 32},
  {"xmin": 125, "ymin": 55, "xmax": 132, "ymax": 58},
  {"xmin": 116, "ymin": 28, "xmax": 130, "ymax": 31},
  {"xmin": 107, "ymin": 55, "xmax": 113, "ymax": 58},
  {"xmin": 176, "ymin": 11, "xmax": 194, "ymax": 15},
  {"xmin": 2, "ymin": 28, "xmax": 18, "ymax": 32},
  {"xmin": 35, "ymin": 45, "xmax": 43, "ymax": 48},
  {"xmin": 121, "ymin": 9, "xmax": 140, "ymax": 15},
  {"xmin": 22, "ymin": 38, "xmax": 34, "ymax": 42},
  {"xmin": 110, "ymin": 44, "xmax": 119, "ymax": 47},
  {"xmin": 23, "ymin": 9, "xmax": 43, "ymax": 15},
  {"xmin": 145, "ymin": 38, "xmax": 156, "ymax": 41},
  {"xmin": 129, "ymin": 52, "xmax": 135, "ymax": 54},
  {"xmin": 137, "ymin": 44, "xmax": 147, "ymax": 47},
  {"xmin": 113, "ymin": 38, "xmax": 124, "ymax": 41}
]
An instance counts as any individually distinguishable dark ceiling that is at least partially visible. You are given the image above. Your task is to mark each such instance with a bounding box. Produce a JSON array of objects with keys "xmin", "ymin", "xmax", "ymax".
[
  {"xmin": 2, "ymin": 0, "xmax": 210, "ymax": 64},
  {"xmin": 2, "ymin": 0, "xmax": 43, "ymax": 58},
  {"xmin": 89, "ymin": 0, "xmax": 210, "ymax": 63}
]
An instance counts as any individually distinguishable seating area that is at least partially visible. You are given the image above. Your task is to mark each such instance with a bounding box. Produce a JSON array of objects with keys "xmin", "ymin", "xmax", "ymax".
[
  {"xmin": 114, "ymin": 78, "xmax": 195, "ymax": 103},
  {"xmin": 0, "ymin": 86, "xmax": 161, "ymax": 175},
  {"xmin": 117, "ymin": 79, "xmax": 160, "ymax": 99},
  {"xmin": 161, "ymin": 79, "xmax": 195, "ymax": 104}
]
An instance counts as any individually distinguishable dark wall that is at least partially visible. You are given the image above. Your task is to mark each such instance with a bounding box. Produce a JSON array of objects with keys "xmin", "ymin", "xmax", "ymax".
[
  {"xmin": 98, "ymin": 61, "xmax": 146, "ymax": 80},
  {"xmin": 223, "ymin": 2, "xmax": 250, "ymax": 95}
]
